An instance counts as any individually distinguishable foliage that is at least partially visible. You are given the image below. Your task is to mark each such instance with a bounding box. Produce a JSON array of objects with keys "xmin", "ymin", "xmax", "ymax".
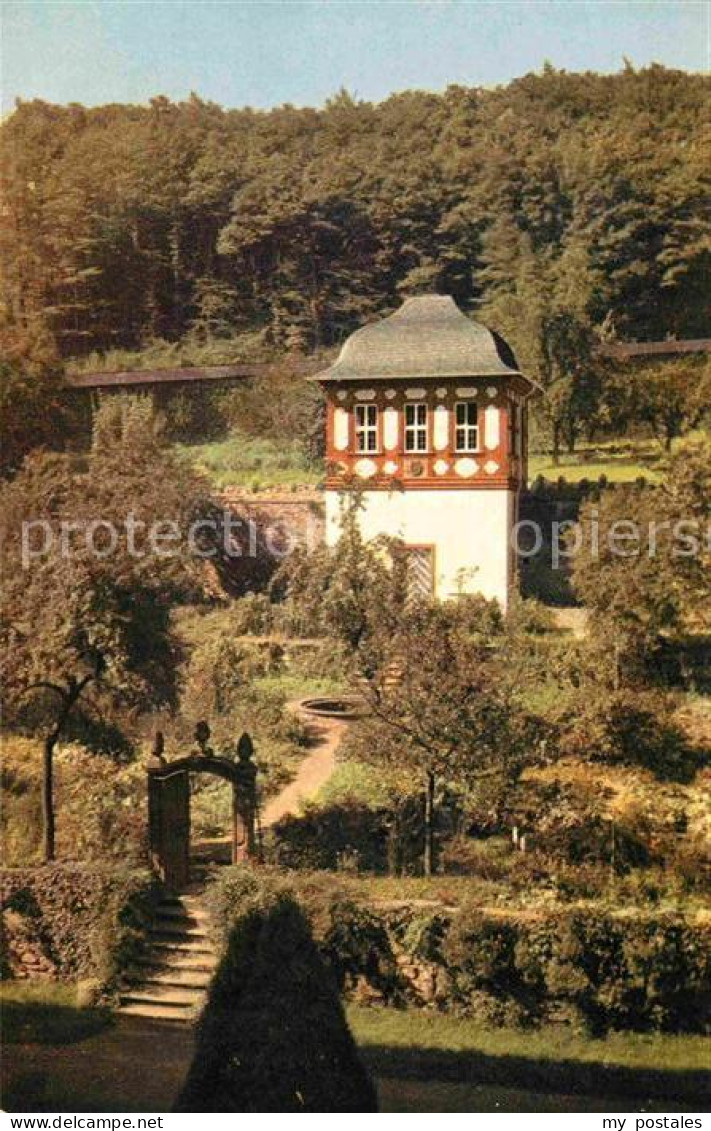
[
  {"xmin": 205, "ymin": 866, "xmax": 711, "ymax": 1035},
  {"xmin": 271, "ymin": 500, "xmax": 410, "ymax": 648},
  {"xmin": 1, "ymin": 738, "xmax": 146, "ymax": 867},
  {"xmin": 0, "ymin": 865, "xmax": 157, "ymax": 989},
  {"xmin": 176, "ymin": 639, "xmax": 309, "ymax": 805},
  {"xmin": 572, "ymin": 438, "xmax": 711, "ymax": 655},
  {"xmin": 627, "ymin": 357, "xmax": 711, "ymax": 450},
  {"xmin": 0, "ymin": 325, "xmax": 69, "ymax": 478},
  {"xmin": 3, "ymin": 70, "xmax": 707, "ymax": 354},
  {"xmin": 354, "ymin": 597, "xmax": 546, "ymax": 872},
  {"xmin": 0, "ymin": 399, "xmax": 213, "ymax": 857},
  {"xmin": 1, "ymin": 400, "xmax": 211, "ymax": 716},
  {"xmin": 265, "ymin": 801, "xmax": 393, "ymax": 874},
  {"xmin": 2, "ymin": 69, "xmax": 708, "ymax": 456},
  {"xmin": 176, "ymin": 891, "xmax": 378, "ymax": 1112}
]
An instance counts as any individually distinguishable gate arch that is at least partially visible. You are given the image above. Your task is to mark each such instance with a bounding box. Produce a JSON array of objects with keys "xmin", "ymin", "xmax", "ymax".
[{"xmin": 147, "ymin": 727, "xmax": 257, "ymax": 890}]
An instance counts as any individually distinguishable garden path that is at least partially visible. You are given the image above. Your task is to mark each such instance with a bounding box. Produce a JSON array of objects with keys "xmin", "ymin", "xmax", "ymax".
[{"xmin": 260, "ymin": 703, "xmax": 348, "ymax": 827}]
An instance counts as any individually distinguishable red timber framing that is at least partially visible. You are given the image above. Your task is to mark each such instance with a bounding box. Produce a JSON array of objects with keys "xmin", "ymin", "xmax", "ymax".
[{"xmin": 324, "ymin": 376, "xmax": 530, "ymax": 492}]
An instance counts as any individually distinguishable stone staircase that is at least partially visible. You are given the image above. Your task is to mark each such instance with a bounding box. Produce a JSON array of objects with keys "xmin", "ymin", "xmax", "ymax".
[{"xmin": 120, "ymin": 892, "xmax": 217, "ymax": 1022}]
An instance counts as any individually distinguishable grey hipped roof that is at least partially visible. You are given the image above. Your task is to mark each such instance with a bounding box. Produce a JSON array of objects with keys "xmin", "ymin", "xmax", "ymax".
[{"xmin": 314, "ymin": 295, "xmax": 530, "ymax": 385}]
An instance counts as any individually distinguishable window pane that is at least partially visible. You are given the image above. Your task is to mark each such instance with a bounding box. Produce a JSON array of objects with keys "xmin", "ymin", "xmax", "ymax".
[{"xmin": 455, "ymin": 402, "xmax": 478, "ymax": 450}]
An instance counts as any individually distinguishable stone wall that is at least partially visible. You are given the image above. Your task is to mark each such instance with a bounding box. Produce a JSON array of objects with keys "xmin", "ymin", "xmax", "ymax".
[
  {"xmin": 213, "ymin": 490, "xmax": 326, "ymax": 594},
  {"xmin": 0, "ymin": 865, "xmax": 157, "ymax": 988}
]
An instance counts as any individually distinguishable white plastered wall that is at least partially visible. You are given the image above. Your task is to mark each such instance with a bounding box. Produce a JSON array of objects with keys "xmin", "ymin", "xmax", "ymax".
[{"xmin": 324, "ymin": 488, "xmax": 516, "ymax": 610}]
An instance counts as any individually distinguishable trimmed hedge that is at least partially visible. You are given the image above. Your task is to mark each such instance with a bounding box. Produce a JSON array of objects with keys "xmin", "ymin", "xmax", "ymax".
[
  {"xmin": 0, "ymin": 865, "xmax": 158, "ymax": 991},
  {"xmin": 176, "ymin": 890, "xmax": 378, "ymax": 1112},
  {"xmin": 206, "ymin": 868, "xmax": 711, "ymax": 1036}
]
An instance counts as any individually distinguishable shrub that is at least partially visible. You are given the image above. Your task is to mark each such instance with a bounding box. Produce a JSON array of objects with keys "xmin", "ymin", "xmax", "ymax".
[
  {"xmin": 265, "ymin": 801, "xmax": 391, "ymax": 873},
  {"xmin": 227, "ymin": 593, "xmax": 275, "ymax": 636},
  {"xmin": 1, "ymin": 738, "xmax": 146, "ymax": 867},
  {"xmin": 0, "ymin": 865, "xmax": 157, "ymax": 991},
  {"xmin": 320, "ymin": 900, "xmax": 400, "ymax": 1002},
  {"xmin": 203, "ymin": 867, "xmax": 711, "ymax": 1035},
  {"xmin": 175, "ymin": 894, "xmax": 378, "ymax": 1112}
]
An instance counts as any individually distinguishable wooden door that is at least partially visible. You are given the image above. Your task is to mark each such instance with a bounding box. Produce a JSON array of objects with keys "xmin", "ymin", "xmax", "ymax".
[
  {"xmin": 405, "ymin": 545, "xmax": 435, "ymax": 600},
  {"xmin": 148, "ymin": 769, "xmax": 190, "ymax": 891}
]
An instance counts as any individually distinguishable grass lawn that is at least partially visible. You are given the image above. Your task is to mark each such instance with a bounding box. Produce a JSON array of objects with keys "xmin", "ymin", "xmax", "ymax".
[
  {"xmin": 1, "ymin": 982, "xmax": 112, "ymax": 1045},
  {"xmin": 254, "ymin": 671, "xmax": 346, "ymax": 700},
  {"xmin": 528, "ymin": 437, "xmax": 666, "ymax": 484},
  {"xmin": 2, "ymin": 986, "xmax": 708, "ymax": 1112},
  {"xmin": 528, "ymin": 456, "xmax": 662, "ymax": 483},
  {"xmin": 528, "ymin": 431, "xmax": 708, "ymax": 484},
  {"xmin": 349, "ymin": 1006, "xmax": 711, "ymax": 1112},
  {"xmin": 177, "ymin": 432, "xmax": 321, "ymax": 491}
]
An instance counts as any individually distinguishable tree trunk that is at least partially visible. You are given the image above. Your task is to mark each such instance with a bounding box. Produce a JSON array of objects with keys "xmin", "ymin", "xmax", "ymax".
[
  {"xmin": 43, "ymin": 730, "xmax": 58, "ymax": 862},
  {"xmin": 39, "ymin": 677, "xmax": 87, "ymax": 863},
  {"xmin": 552, "ymin": 422, "xmax": 561, "ymax": 467},
  {"xmin": 423, "ymin": 771, "xmax": 435, "ymax": 877}
]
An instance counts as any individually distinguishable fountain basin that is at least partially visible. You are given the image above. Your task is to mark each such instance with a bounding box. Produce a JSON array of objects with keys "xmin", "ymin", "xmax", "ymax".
[{"xmin": 299, "ymin": 696, "xmax": 365, "ymax": 720}]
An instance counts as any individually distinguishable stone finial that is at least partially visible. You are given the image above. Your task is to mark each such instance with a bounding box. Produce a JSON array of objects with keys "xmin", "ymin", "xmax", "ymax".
[{"xmin": 194, "ymin": 720, "xmax": 214, "ymax": 757}]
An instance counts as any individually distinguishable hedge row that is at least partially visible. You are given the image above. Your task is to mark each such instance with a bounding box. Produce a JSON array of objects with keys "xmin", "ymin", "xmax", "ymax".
[
  {"xmin": 0, "ymin": 865, "xmax": 158, "ymax": 990},
  {"xmin": 206, "ymin": 867, "xmax": 711, "ymax": 1036}
]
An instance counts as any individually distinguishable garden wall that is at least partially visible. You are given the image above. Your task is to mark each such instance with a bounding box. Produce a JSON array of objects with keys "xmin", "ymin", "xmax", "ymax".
[
  {"xmin": 206, "ymin": 867, "xmax": 711, "ymax": 1036},
  {"xmin": 214, "ymin": 490, "xmax": 325, "ymax": 593},
  {"xmin": 0, "ymin": 865, "xmax": 158, "ymax": 992}
]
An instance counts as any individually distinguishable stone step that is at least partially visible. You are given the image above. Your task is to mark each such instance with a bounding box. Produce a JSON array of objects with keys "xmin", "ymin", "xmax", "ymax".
[
  {"xmin": 134, "ymin": 951, "xmax": 216, "ymax": 973},
  {"xmin": 151, "ymin": 917, "xmax": 207, "ymax": 936},
  {"xmin": 119, "ymin": 890, "xmax": 215, "ymax": 1025},
  {"xmin": 125, "ymin": 966, "xmax": 214, "ymax": 990},
  {"xmin": 153, "ymin": 904, "xmax": 209, "ymax": 924},
  {"xmin": 149, "ymin": 925, "xmax": 209, "ymax": 944},
  {"xmin": 122, "ymin": 985, "xmax": 204, "ymax": 1007},
  {"xmin": 148, "ymin": 939, "xmax": 215, "ymax": 960},
  {"xmin": 119, "ymin": 1001, "xmax": 196, "ymax": 1022}
]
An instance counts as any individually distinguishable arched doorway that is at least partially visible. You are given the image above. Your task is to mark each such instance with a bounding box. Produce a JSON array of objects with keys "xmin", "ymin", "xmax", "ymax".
[{"xmin": 147, "ymin": 728, "xmax": 257, "ymax": 891}]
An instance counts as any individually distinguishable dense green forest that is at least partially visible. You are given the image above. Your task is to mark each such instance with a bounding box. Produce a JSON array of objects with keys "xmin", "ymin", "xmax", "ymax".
[
  {"xmin": 2, "ymin": 64, "xmax": 708, "ymax": 353},
  {"xmin": 0, "ymin": 64, "xmax": 709, "ymax": 470}
]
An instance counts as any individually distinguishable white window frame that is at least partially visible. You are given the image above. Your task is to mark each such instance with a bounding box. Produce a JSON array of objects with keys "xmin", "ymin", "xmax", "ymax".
[
  {"xmin": 355, "ymin": 403, "xmax": 378, "ymax": 453},
  {"xmin": 404, "ymin": 402, "xmax": 428, "ymax": 453},
  {"xmin": 455, "ymin": 401, "xmax": 479, "ymax": 453}
]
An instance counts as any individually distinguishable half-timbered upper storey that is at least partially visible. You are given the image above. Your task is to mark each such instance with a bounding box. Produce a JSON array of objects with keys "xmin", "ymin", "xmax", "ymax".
[{"xmin": 314, "ymin": 295, "xmax": 538, "ymax": 491}]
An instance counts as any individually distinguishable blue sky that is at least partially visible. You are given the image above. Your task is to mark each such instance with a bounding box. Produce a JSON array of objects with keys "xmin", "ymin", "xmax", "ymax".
[{"xmin": 2, "ymin": 1, "xmax": 708, "ymax": 115}]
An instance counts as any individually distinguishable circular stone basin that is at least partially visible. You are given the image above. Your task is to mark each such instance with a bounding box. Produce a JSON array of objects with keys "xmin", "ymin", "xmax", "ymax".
[{"xmin": 300, "ymin": 696, "xmax": 364, "ymax": 720}]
